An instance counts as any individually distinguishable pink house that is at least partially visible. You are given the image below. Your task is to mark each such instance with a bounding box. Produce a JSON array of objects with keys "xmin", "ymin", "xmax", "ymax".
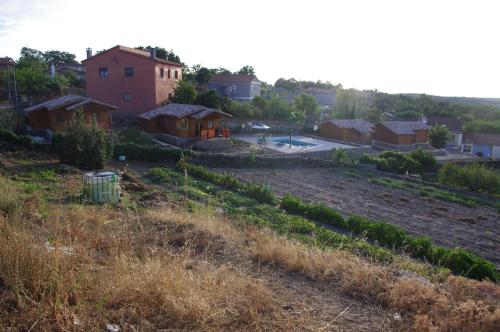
[{"xmin": 83, "ymin": 45, "xmax": 183, "ymax": 118}]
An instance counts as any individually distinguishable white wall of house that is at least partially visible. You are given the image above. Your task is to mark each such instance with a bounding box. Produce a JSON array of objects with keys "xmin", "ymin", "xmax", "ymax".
[
  {"xmin": 492, "ymin": 146, "xmax": 500, "ymax": 159},
  {"xmin": 453, "ymin": 132, "xmax": 463, "ymax": 146}
]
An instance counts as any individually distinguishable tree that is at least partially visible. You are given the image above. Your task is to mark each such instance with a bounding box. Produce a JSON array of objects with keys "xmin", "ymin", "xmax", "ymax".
[
  {"xmin": 135, "ymin": 46, "xmax": 182, "ymax": 63},
  {"xmin": 15, "ymin": 57, "xmax": 50, "ymax": 97},
  {"xmin": 195, "ymin": 90, "xmax": 223, "ymax": 109},
  {"xmin": 214, "ymin": 67, "xmax": 231, "ymax": 75},
  {"xmin": 195, "ymin": 67, "xmax": 213, "ymax": 85},
  {"xmin": 20, "ymin": 47, "xmax": 44, "ymax": 61},
  {"xmin": 229, "ymin": 101, "xmax": 256, "ymax": 118},
  {"xmin": 237, "ymin": 65, "xmax": 255, "ymax": 75},
  {"xmin": 54, "ymin": 110, "xmax": 111, "ymax": 170},
  {"xmin": 15, "ymin": 56, "xmax": 70, "ymax": 97},
  {"xmin": 170, "ymin": 80, "xmax": 197, "ymax": 104},
  {"xmin": 428, "ymin": 124, "xmax": 450, "ymax": 149},
  {"xmin": 293, "ymin": 93, "xmax": 319, "ymax": 117},
  {"xmin": 263, "ymin": 96, "xmax": 294, "ymax": 120},
  {"xmin": 42, "ymin": 50, "xmax": 76, "ymax": 66},
  {"xmin": 252, "ymin": 96, "xmax": 267, "ymax": 110}
]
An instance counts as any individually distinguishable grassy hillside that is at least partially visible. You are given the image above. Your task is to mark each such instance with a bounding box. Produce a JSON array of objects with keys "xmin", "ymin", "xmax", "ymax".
[{"xmin": 0, "ymin": 151, "xmax": 499, "ymax": 331}]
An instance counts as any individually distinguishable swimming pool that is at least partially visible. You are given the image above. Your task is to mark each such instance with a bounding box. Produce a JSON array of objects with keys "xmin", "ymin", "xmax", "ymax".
[
  {"xmin": 234, "ymin": 135, "xmax": 359, "ymax": 154},
  {"xmin": 272, "ymin": 138, "xmax": 318, "ymax": 147}
]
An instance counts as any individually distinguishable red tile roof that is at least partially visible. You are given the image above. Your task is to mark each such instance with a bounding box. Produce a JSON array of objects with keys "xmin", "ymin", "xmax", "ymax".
[
  {"xmin": 209, "ymin": 74, "xmax": 259, "ymax": 84},
  {"xmin": 82, "ymin": 45, "xmax": 183, "ymax": 67}
]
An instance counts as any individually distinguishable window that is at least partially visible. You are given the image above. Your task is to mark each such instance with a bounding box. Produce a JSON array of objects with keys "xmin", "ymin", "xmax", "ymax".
[
  {"xmin": 99, "ymin": 67, "xmax": 108, "ymax": 78},
  {"xmin": 56, "ymin": 113, "xmax": 65, "ymax": 123},
  {"xmin": 177, "ymin": 118, "xmax": 188, "ymax": 130},
  {"xmin": 207, "ymin": 120, "xmax": 213, "ymax": 129},
  {"xmin": 160, "ymin": 68, "xmax": 164, "ymax": 78},
  {"xmin": 157, "ymin": 118, "xmax": 166, "ymax": 129},
  {"xmin": 174, "ymin": 70, "xmax": 178, "ymax": 79},
  {"xmin": 123, "ymin": 93, "xmax": 131, "ymax": 102},
  {"xmin": 167, "ymin": 69, "xmax": 171, "ymax": 79},
  {"xmin": 124, "ymin": 67, "xmax": 134, "ymax": 77}
]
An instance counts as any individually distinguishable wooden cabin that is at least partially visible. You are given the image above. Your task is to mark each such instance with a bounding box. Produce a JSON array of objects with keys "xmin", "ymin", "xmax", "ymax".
[
  {"xmin": 24, "ymin": 95, "xmax": 116, "ymax": 132},
  {"xmin": 319, "ymin": 119, "xmax": 373, "ymax": 144},
  {"xmin": 373, "ymin": 121, "xmax": 430, "ymax": 145},
  {"xmin": 139, "ymin": 103, "xmax": 232, "ymax": 140}
]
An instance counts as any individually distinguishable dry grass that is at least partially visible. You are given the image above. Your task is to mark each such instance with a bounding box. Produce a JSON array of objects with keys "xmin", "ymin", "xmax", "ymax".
[
  {"xmin": 249, "ymin": 231, "xmax": 500, "ymax": 331},
  {"xmin": 0, "ymin": 164, "xmax": 499, "ymax": 331},
  {"xmin": 0, "ymin": 203, "xmax": 289, "ymax": 331}
]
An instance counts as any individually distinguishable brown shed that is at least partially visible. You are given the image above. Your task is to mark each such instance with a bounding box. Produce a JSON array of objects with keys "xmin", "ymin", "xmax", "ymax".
[
  {"xmin": 138, "ymin": 103, "xmax": 232, "ymax": 139},
  {"xmin": 373, "ymin": 121, "xmax": 430, "ymax": 145},
  {"xmin": 24, "ymin": 95, "xmax": 116, "ymax": 132},
  {"xmin": 319, "ymin": 119, "xmax": 373, "ymax": 144}
]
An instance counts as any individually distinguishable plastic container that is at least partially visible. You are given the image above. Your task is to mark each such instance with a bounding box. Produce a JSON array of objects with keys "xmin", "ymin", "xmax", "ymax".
[{"xmin": 83, "ymin": 171, "xmax": 121, "ymax": 204}]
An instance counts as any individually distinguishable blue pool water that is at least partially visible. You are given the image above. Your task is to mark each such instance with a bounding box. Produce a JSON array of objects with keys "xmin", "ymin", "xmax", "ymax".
[{"xmin": 272, "ymin": 138, "xmax": 318, "ymax": 147}]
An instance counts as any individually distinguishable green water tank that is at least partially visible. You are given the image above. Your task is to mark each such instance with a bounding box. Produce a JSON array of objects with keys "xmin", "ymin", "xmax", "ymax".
[{"xmin": 83, "ymin": 171, "xmax": 121, "ymax": 204}]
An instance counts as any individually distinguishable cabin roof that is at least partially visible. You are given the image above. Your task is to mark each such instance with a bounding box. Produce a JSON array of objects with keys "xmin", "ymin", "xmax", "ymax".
[
  {"xmin": 24, "ymin": 95, "xmax": 117, "ymax": 114},
  {"xmin": 321, "ymin": 119, "xmax": 374, "ymax": 134},
  {"xmin": 138, "ymin": 103, "xmax": 232, "ymax": 120},
  {"xmin": 380, "ymin": 121, "xmax": 430, "ymax": 135}
]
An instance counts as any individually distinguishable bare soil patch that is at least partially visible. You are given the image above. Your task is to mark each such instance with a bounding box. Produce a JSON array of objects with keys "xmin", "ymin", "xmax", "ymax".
[{"xmin": 214, "ymin": 167, "xmax": 500, "ymax": 267}]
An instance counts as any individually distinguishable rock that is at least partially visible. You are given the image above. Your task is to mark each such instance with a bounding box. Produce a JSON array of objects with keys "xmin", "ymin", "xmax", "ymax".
[
  {"xmin": 105, "ymin": 323, "xmax": 120, "ymax": 332},
  {"xmin": 282, "ymin": 304, "xmax": 294, "ymax": 311}
]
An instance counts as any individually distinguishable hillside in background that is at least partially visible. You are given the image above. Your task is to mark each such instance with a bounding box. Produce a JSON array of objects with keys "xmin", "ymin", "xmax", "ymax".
[{"xmin": 404, "ymin": 93, "xmax": 500, "ymax": 108}]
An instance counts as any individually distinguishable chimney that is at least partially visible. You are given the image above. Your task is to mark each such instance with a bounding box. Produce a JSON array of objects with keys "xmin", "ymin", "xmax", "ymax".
[
  {"xmin": 86, "ymin": 48, "xmax": 93, "ymax": 59},
  {"xmin": 150, "ymin": 48, "xmax": 156, "ymax": 59}
]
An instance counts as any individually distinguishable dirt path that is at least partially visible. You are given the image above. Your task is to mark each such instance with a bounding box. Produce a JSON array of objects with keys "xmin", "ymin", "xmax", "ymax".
[{"xmin": 213, "ymin": 167, "xmax": 500, "ymax": 267}]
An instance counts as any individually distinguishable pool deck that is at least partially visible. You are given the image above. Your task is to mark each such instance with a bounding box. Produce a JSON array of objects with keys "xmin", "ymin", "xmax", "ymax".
[{"xmin": 233, "ymin": 134, "xmax": 358, "ymax": 154}]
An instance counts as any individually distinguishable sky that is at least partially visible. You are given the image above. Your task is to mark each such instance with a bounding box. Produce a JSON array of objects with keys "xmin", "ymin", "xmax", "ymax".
[{"xmin": 1, "ymin": 0, "xmax": 499, "ymax": 98}]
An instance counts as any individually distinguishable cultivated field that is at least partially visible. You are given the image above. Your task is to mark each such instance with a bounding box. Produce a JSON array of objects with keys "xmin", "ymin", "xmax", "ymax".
[{"xmin": 214, "ymin": 167, "xmax": 500, "ymax": 267}]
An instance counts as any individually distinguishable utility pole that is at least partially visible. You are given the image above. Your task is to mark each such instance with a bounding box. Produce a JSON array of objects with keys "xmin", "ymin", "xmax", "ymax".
[
  {"xmin": 12, "ymin": 62, "xmax": 18, "ymax": 110},
  {"xmin": 6, "ymin": 61, "xmax": 12, "ymax": 105}
]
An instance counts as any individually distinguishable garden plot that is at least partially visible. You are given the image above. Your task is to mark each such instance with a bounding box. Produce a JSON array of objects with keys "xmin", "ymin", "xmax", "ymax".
[{"xmin": 213, "ymin": 167, "xmax": 500, "ymax": 267}]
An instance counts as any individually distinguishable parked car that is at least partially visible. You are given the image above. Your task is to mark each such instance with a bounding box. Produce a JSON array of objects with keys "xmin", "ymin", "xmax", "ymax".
[{"xmin": 250, "ymin": 122, "xmax": 270, "ymax": 130}]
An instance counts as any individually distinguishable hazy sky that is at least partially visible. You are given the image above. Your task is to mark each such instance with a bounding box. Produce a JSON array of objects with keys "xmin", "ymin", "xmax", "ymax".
[{"xmin": 1, "ymin": 0, "xmax": 499, "ymax": 97}]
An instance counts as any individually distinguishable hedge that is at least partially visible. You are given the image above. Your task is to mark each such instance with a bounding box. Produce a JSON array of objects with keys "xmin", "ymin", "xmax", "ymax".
[
  {"xmin": 360, "ymin": 149, "xmax": 437, "ymax": 174},
  {"xmin": 177, "ymin": 161, "xmax": 276, "ymax": 204},
  {"xmin": 0, "ymin": 128, "xmax": 32, "ymax": 150},
  {"xmin": 438, "ymin": 162, "xmax": 500, "ymax": 194},
  {"xmin": 114, "ymin": 143, "xmax": 191, "ymax": 163},
  {"xmin": 281, "ymin": 195, "xmax": 498, "ymax": 281}
]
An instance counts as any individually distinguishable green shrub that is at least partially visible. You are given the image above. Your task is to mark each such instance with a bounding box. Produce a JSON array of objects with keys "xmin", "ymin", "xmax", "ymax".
[
  {"xmin": 177, "ymin": 161, "xmax": 276, "ymax": 204},
  {"xmin": 148, "ymin": 167, "xmax": 184, "ymax": 185},
  {"xmin": 438, "ymin": 163, "xmax": 500, "ymax": 194},
  {"xmin": 359, "ymin": 154, "xmax": 375, "ymax": 164},
  {"xmin": 0, "ymin": 108, "xmax": 17, "ymax": 130},
  {"xmin": 280, "ymin": 195, "xmax": 347, "ymax": 229},
  {"xmin": 428, "ymin": 124, "xmax": 450, "ymax": 149},
  {"xmin": 365, "ymin": 149, "xmax": 437, "ymax": 175},
  {"xmin": 409, "ymin": 149, "xmax": 437, "ymax": 172},
  {"xmin": 53, "ymin": 111, "xmax": 111, "ymax": 170},
  {"xmin": 117, "ymin": 127, "xmax": 153, "ymax": 145},
  {"xmin": 0, "ymin": 128, "xmax": 32, "ymax": 150}
]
